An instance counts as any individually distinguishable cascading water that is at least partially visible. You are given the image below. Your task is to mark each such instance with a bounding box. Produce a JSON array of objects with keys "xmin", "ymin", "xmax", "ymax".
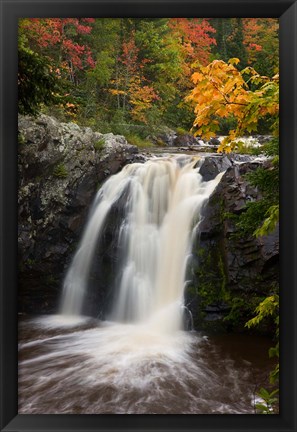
[
  {"xmin": 18, "ymin": 155, "xmax": 273, "ymax": 414},
  {"xmin": 60, "ymin": 155, "xmax": 223, "ymax": 332}
]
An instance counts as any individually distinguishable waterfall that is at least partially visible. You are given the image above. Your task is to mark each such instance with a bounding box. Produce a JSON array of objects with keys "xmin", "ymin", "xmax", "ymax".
[{"xmin": 60, "ymin": 155, "xmax": 223, "ymax": 333}]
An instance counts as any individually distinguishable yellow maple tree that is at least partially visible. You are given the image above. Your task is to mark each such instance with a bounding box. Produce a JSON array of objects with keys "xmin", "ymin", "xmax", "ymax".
[{"xmin": 186, "ymin": 58, "xmax": 279, "ymax": 152}]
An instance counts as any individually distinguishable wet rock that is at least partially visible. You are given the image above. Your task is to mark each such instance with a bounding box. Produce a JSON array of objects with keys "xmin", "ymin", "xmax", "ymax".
[
  {"xmin": 198, "ymin": 155, "xmax": 233, "ymax": 181},
  {"xmin": 18, "ymin": 114, "xmax": 139, "ymax": 313},
  {"xmin": 254, "ymin": 135, "xmax": 273, "ymax": 144},
  {"xmin": 208, "ymin": 137, "xmax": 221, "ymax": 146},
  {"xmin": 188, "ymin": 157, "xmax": 279, "ymax": 331}
]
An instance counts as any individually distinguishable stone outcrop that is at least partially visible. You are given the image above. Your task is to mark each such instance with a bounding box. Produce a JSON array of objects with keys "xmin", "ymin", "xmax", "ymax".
[
  {"xmin": 18, "ymin": 114, "xmax": 140, "ymax": 313},
  {"xmin": 186, "ymin": 155, "xmax": 279, "ymax": 331}
]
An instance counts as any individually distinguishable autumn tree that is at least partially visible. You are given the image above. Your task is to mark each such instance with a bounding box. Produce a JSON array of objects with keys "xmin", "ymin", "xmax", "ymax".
[
  {"xmin": 187, "ymin": 57, "xmax": 279, "ymax": 232},
  {"xmin": 18, "ymin": 22, "xmax": 63, "ymax": 115},
  {"xmin": 20, "ymin": 18, "xmax": 95, "ymax": 84},
  {"xmin": 18, "ymin": 18, "xmax": 96, "ymax": 117},
  {"xmin": 169, "ymin": 18, "xmax": 216, "ymax": 69},
  {"xmin": 108, "ymin": 27, "xmax": 159, "ymax": 123},
  {"xmin": 132, "ymin": 18, "xmax": 184, "ymax": 126},
  {"xmin": 243, "ymin": 18, "xmax": 279, "ymax": 77},
  {"xmin": 186, "ymin": 58, "xmax": 279, "ymax": 149}
]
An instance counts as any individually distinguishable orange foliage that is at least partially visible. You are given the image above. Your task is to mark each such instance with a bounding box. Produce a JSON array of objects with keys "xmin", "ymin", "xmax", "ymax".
[
  {"xmin": 243, "ymin": 18, "xmax": 279, "ymax": 66},
  {"xmin": 169, "ymin": 18, "xmax": 216, "ymax": 67},
  {"xmin": 187, "ymin": 58, "xmax": 279, "ymax": 152},
  {"xmin": 20, "ymin": 18, "xmax": 95, "ymax": 70}
]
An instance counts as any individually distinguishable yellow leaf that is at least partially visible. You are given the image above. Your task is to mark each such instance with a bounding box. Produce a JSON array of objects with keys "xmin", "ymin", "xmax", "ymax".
[
  {"xmin": 192, "ymin": 72, "xmax": 203, "ymax": 83},
  {"xmin": 229, "ymin": 58, "xmax": 240, "ymax": 65}
]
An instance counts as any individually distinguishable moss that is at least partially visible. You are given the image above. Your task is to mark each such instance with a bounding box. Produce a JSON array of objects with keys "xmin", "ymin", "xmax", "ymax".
[
  {"xmin": 195, "ymin": 244, "xmax": 228, "ymax": 308},
  {"xmin": 18, "ymin": 132, "xmax": 26, "ymax": 145},
  {"xmin": 53, "ymin": 163, "xmax": 68, "ymax": 178},
  {"xmin": 45, "ymin": 274, "xmax": 57, "ymax": 285},
  {"xmin": 94, "ymin": 138, "xmax": 105, "ymax": 152},
  {"xmin": 218, "ymin": 254, "xmax": 229, "ymax": 300}
]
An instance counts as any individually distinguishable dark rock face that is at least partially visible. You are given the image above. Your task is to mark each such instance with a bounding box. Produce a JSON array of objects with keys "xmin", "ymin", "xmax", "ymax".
[
  {"xmin": 18, "ymin": 114, "xmax": 139, "ymax": 314},
  {"xmin": 187, "ymin": 157, "xmax": 279, "ymax": 331},
  {"xmin": 198, "ymin": 155, "xmax": 232, "ymax": 181}
]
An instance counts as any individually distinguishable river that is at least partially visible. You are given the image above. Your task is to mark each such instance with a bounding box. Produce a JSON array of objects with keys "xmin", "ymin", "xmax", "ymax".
[{"xmin": 18, "ymin": 315, "xmax": 274, "ymax": 414}]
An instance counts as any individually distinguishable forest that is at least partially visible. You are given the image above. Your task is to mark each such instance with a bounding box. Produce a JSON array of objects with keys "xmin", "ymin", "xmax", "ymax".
[
  {"xmin": 17, "ymin": 17, "xmax": 279, "ymax": 415},
  {"xmin": 18, "ymin": 18, "xmax": 279, "ymax": 137}
]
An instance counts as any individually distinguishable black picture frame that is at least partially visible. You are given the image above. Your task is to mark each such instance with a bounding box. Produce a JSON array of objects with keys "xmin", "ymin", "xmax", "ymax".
[{"xmin": 1, "ymin": 1, "xmax": 296, "ymax": 431}]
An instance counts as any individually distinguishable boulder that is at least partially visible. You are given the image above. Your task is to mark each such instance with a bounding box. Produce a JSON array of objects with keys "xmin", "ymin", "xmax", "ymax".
[
  {"xmin": 208, "ymin": 137, "xmax": 221, "ymax": 146},
  {"xmin": 198, "ymin": 155, "xmax": 232, "ymax": 181},
  {"xmin": 150, "ymin": 129, "xmax": 177, "ymax": 146},
  {"xmin": 173, "ymin": 133, "xmax": 198, "ymax": 147}
]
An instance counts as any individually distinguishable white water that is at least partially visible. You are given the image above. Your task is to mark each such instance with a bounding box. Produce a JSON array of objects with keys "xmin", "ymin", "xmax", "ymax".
[
  {"xmin": 61, "ymin": 155, "xmax": 223, "ymax": 333},
  {"xmin": 19, "ymin": 315, "xmax": 270, "ymax": 414}
]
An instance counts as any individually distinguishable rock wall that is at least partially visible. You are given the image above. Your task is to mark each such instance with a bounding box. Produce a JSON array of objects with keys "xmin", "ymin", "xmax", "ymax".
[
  {"xmin": 18, "ymin": 114, "xmax": 141, "ymax": 313},
  {"xmin": 186, "ymin": 155, "xmax": 279, "ymax": 332}
]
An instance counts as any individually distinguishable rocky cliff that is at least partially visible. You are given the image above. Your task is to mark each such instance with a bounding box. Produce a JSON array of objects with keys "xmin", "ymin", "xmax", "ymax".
[
  {"xmin": 18, "ymin": 115, "xmax": 279, "ymax": 331},
  {"xmin": 186, "ymin": 155, "xmax": 279, "ymax": 331},
  {"xmin": 18, "ymin": 114, "xmax": 142, "ymax": 312}
]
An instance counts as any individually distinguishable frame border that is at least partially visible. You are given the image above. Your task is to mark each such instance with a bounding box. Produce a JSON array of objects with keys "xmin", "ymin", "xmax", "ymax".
[{"xmin": 1, "ymin": 1, "xmax": 296, "ymax": 431}]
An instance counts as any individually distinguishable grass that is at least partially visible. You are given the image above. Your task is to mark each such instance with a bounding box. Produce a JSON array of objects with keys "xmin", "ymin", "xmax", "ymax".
[
  {"xmin": 124, "ymin": 133, "xmax": 153, "ymax": 148},
  {"xmin": 94, "ymin": 138, "xmax": 106, "ymax": 152}
]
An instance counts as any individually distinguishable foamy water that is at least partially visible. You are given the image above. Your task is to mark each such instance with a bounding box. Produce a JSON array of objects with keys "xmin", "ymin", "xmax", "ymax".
[{"xmin": 18, "ymin": 316, "xmax": 272, "ymax": 414}]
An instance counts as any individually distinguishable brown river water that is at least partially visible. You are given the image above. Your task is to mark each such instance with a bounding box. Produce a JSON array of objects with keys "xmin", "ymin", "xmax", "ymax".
[{"xmin": 18, "ymin": 315, "xmax": 275, "ymax": 414}]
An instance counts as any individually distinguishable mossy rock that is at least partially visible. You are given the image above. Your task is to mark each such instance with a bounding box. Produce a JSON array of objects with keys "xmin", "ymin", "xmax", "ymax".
[{"xmin": 94, "ymin": 138, "xmax": 106, "ymax": 152}]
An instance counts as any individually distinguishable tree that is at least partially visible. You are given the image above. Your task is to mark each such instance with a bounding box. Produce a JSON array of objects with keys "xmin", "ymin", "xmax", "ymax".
[
  {"xmin": 18, "ymin": 23, "xmax": 63, "ymax": 115},
  {"xmin": 169, "ymin": 18, "xmax": 216, "ymax": 68},
  {"xmin": 187, "ymin": 57, "xmax": 279, "ymax": 413},
  {"xmin": 187, "ymin": 57, "xmax": 279, "ymax": 237},
  {"xmin": 210, "ymin": 18, "xmax": 247, "ymax": 68},
  {"xmin": 186, "ymin": 58, "xmax": 279, "ymax": 149},
  {"xmin": 20, "ymin": 18, "xmax": 95, "ymax": 84},
  {"xmin": 227, "ymin": 19, "xmax": 248, "ymax": 68},
  {"xmin": 243, "ymin": 18, "xmax": 279, "ymax": 77},
  {"xmin": 18, "ymin": 18, "xmax": 96, "ymax": 117},
  {"xmin": 106, "ymin": 25, "xmax": 160, "ymax": 124}
]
